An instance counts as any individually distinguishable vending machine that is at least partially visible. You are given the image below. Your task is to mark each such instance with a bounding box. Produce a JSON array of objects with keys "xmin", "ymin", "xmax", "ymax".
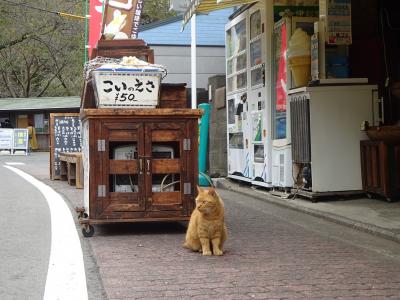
[
  {"xmin": 271, "ymin": 16, "xmax": 317, "ymax": 190},
  {"xmin": 247, "ymin": 4, "xmax": 273, "ymax": 188},
  {"xmin": 225, "ymin": 8, "xmax": 253, "ymax": 182},
  {"xmin": 225, "ymin": 2, "xmax": 274, "ymax": 185}
]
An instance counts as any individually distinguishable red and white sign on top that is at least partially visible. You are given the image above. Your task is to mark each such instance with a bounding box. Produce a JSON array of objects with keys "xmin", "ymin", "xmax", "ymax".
[
  {"xmin": 101, "ymin": 0, "xmax": 145, "ymax": 40},
  {"xmin": 88, "ymin": 0, "xmax": 145, "ymax": 56}
]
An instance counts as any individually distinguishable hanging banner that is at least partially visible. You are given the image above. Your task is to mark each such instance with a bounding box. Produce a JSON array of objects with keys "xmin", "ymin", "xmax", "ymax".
[
  {"xmin": 102, "ymin": 0, "xmax": 144, "ymax": 40},
  {"xmin": 88, "ymin": 0, "xmax": 104, "ymax": 57},
  {"xmin": 276, "ymin": 22, "xmax": 287, "ymax": 112}
]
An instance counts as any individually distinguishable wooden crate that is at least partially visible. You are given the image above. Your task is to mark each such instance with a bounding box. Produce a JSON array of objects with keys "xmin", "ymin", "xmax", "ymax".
[
  {"xmin": 159, "ymin": 83, "xmax": 187, "ymax": 108},
  {"xmin": 79, "ymin": 108, "xmax": 202, "ymax": 236},
  {"xmin": 91, "ymin": 39, "xmax": 154, "ymax": 63}
]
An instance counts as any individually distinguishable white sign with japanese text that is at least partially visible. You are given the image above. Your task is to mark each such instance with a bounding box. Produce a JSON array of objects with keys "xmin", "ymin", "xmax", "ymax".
[
  {"xmin": 92, "ymin": 70, "xmax": 161, "ymax": 108},
  {"xmin": 0, "ymin": 129, "xmax": 13, "ymax": 150}
]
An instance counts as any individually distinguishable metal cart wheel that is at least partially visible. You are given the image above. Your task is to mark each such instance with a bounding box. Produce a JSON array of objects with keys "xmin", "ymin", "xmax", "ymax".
[
  {"xmin": 82, "ymin": 224, "xmax": 94, "ymax": 237},
  {"xmin": 76, "ymin": 208, "xmax": 88, "ymax": 220},
  {"xmin": 77, "ymin": 213, "xmax": 89, "ymax": 221}
]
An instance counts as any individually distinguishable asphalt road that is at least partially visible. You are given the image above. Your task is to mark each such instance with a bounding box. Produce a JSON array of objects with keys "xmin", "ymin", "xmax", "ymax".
[
  {"xmin": 0, "ymin": 160, "xmax": 50, "ymax": 299},
  {"xmin": 0, "ymin": 153, "xmax": 106, "ymax": 300}
]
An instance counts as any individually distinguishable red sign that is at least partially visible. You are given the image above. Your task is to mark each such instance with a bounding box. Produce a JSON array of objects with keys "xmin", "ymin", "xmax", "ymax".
[
  {"xmin": 88, "ymin": 1, "xmax": 144, "ymax": 57},
  {"xmin": 88, "ymin": 0, "xmax": 104, "ymax": 57},
  {"xmin": 276, "ymin": 22, "xmax": 287, "ymax": 112}
]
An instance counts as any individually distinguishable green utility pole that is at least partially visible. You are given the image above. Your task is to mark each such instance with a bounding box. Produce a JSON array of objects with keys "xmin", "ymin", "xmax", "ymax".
[{"xmin": 84, "ymin": 0, "xmax": 89, "ymax": 63}]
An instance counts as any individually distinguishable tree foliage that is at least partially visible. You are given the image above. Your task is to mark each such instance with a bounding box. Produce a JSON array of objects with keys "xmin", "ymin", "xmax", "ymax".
[
  {"xmin": 0, "ymin": 0, "xmax": 175, "ymax": 98},
  {"xmin": 141, "ymin": 0, "xmax": 176, "ymax": 25},
  {"xmin": 0, "ymin": 0, "xmax": 85, "ymax": 98}
]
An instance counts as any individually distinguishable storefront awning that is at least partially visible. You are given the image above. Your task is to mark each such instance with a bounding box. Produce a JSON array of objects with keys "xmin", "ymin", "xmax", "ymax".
[{"xmin": 182, "ymin": 0, "xmax": 259, "ymax": 28}]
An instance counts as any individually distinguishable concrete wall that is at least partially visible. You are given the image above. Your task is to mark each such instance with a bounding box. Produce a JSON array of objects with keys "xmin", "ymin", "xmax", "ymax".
[
  {"xmin": 149, "ymin": 45, "xmax": 226, "ymax": 90},
  {"xmin": 208, "ymin": 75, "xmax": 227, "ymax": 177}
]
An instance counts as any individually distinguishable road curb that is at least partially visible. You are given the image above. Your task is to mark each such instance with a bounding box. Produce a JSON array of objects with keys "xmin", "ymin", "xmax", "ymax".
[{"xmin": 214, "ymin": 178, "xmax": 400, "ymax": 244}]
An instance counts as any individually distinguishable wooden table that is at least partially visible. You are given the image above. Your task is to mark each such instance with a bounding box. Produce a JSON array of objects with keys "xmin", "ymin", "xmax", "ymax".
[
  {"xmin": 360, "ymin": 140, "xmax": 400, "ymax": 201},
  {"xmin": 59, "ymin": 152, "xmax": 83, "ymax": 189}
]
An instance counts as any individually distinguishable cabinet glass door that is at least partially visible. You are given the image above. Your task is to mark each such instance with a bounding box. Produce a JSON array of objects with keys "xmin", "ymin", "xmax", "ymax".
[
  {"xmin": 99, "ymin": 121, "xmax": 145, "ymax": 217},
  {"xmin": 144, "ymin": 122, "xmax": 187, "ymax": 211}
]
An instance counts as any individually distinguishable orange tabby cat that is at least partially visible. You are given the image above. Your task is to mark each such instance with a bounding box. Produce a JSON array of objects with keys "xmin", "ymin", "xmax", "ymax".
[{"xmin": 184, "ymin": 186, "xmax": 227, "ymax": 256}]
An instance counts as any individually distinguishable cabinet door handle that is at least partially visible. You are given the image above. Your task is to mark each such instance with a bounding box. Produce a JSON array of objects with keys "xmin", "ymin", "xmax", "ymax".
[
  {"xmin": 146, "ymin": 159, "xmax": 150, "ymax": 175},
  {"xmin": 139, "ymin": 159, "xmax": 143, "ymax": 174}
]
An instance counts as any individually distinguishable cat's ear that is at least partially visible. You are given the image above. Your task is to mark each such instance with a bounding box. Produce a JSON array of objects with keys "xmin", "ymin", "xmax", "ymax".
[
  {"xmin": 197, "ymin": 185, "xmax": 203, "ymax": 194},
  {"xmin": 208, "ymin": 187, "xmax": 217, "ymax": 198}
]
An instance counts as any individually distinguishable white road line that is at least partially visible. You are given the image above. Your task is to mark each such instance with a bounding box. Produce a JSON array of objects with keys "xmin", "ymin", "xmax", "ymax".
[{"xmin": 5, "ymin": 166, "xmax": 88, "ymax": 300}]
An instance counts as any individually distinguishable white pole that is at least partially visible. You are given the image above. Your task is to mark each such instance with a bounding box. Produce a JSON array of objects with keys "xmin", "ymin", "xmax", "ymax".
[{"xmin": 191, "ymin": 13, "xmax": 197, "ymax": 109}]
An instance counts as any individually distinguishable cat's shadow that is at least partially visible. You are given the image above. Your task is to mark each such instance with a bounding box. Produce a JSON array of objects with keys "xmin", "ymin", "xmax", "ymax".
[{"xmin": 92, "ymin": 221, "xmax": 188, "ymax": 236}]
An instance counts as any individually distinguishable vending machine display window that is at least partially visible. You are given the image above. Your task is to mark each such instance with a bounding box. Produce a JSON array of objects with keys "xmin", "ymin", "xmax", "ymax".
[
  {"xmin": 226, "ymin": 17, "xmax": 247, "ymax": 93},
  {"xmin": 251, "ymin": 67, "xmax": 264, "ymax": 87},
  {"xmin": 227, "ymin": 76, "xmax": 234, "ymax": 92},
  {"xmin": 237, "ymin": 71, "xmax": 247, "ymax": 90},
  {"xmin": 229, "ymin": 133, "xmax": 244, "ymax": 149},
  {"xmin": 228, "ymin": 98, "xmax": 236, "ymax": 124},
  {"xmin": 237, "ymin": 53, "xmax": 247, "ymax": 71},
  {"xmin": 250, "ymin": 10, "xmax": 264, "ymax": 87},
  {"xmin": 236, "ymin": 20, "xmax": 247, "ymax": 52},
  {"xmin": 227, "ymin": 59, "xmax": 233, "ymax": 75},
  {"xmin": 254, "ymin": 144, "xmax": 264, "ymax": 163},
  {"xmin": 250, "ymin": 39, "xmax": 262, "ymax": 67},
  {"xmin": 252, "ymin": 111, "xmax": 263, "ymax": 143},
  {"xmin": 250, "ymin": 10, "xmax": 261, "ymax": 39}
]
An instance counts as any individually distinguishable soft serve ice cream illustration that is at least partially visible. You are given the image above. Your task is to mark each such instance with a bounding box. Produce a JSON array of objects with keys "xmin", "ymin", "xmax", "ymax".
[
  {"xmin": 104, "ymin": 9, "xmax": 128, "ymax": 39},
  {"xmin": 287, "ymin": 28, "xmax": 311, "ymax": 87}
]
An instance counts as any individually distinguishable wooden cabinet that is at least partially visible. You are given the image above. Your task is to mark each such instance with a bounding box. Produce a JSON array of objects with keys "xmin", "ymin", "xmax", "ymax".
[
  {"xmin": 360, "ymin": 140, "xmax": 400, "ymax": 201},
  {"xmin": 79, "ymin": 108, "xmax": 202, "ymax": 236}
]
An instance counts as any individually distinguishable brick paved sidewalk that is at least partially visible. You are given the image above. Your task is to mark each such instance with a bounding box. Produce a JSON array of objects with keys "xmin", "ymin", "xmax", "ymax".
[{"xmin": 89, "ymin": 188, "xmax": 400, "ymax": 300}]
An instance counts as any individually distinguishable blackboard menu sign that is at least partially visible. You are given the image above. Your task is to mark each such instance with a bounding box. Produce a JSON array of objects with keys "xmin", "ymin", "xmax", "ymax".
[{"xmin": 50, "ymin": 113, "xmax": 81, "ymax": 179}]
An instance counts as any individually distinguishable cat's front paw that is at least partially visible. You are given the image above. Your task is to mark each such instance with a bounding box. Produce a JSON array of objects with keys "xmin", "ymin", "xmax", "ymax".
[
  {"xmin": 202, "ymin": 250, "xmax": 212, "ymax": 256},
  {"xmin": 213, "ymin": 249, "xmax": 224, "ymax": 256}
]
